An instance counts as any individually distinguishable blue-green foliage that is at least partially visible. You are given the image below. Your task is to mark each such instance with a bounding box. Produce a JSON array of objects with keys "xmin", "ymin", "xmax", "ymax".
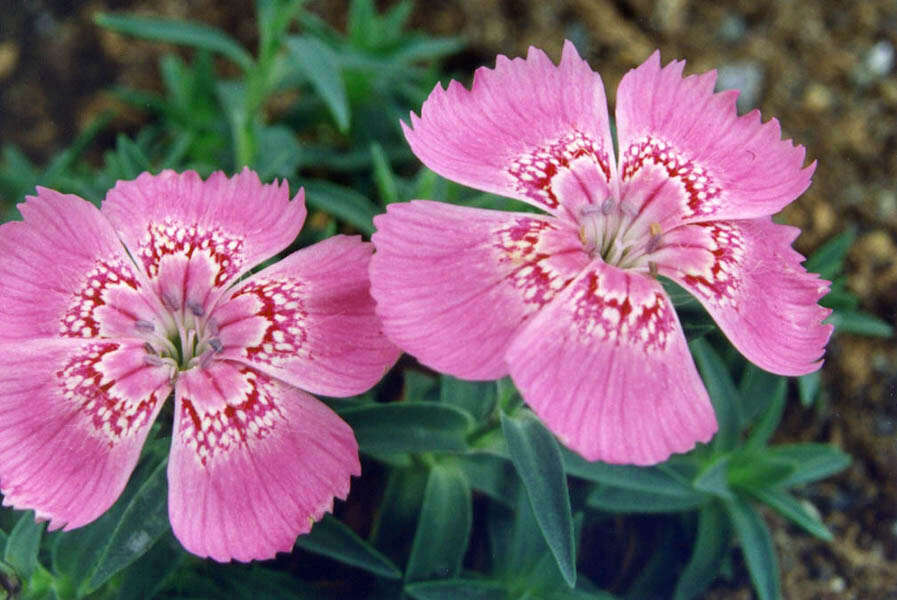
[{"xmin": 0, "ymin": 1, "xmax": 875, "ymax": 598}]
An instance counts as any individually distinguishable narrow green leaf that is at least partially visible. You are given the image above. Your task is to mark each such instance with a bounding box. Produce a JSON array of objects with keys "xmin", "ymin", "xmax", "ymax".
[
  {"xmin": 803, "ymin": 228, "xmax": 855, "ymax": 281},
  {"xmin": 347, "ymin": 0, "xmax": 381, "ymax": 48},
  {"xmin": 765, "ymin": 443, "xmax": 851, "ymax": 487},
  {"xmin": 339, "ymin": 402, "xmax": 472, "ymax": 454},
  {"xmin": 370, "ymin": 142, "xmax": 400, "ymax": 205},
  {"xmin": 404, "ymin": 370, "xmax": 439, "ymax": 403},
  {"xmin": 587, "ymin": 484, "xmax": 706, "ymax": 513},
  {"xmin": 112, "ymin": 134, "xmax": 152, "ymax": 180},
  {"xmin": 725, "ymin": 498, "xmax": 781, "ymax": 600},
  {"xmin": 85, "ymin": 455, "xmax": 170, "ymax": 593},
  {"xmin": 255, "ymin": 125, "xmax": 302, "ymax": 179},
  {"xmin": 455, "ymin": 453, "xmax": 517, "ymax": 506},
  {"xmin": 391, "ymin": 37, "xmax": 466, "ymax": 64},
  {"xmin": 744, "ymin": 380, "xmax": 787, "ymax": 451},
  {"xmin": 501, "ymin": 412, "xmax": 576, "ymax": 587},
  {"xmin": 43, "ymin": 112, "xmax": 112, "ymax": 184},
  {"xmin": 440, "ymin": 375, "xmax": 496, "ymax": 421},
  {"xmin": 691, "ymin": 338, "xmax": 741, "ymax": 450},
  {"xmin": 674, "ymin": 502, "xmax": 731, "ymax": 600},
  {"xmin": 94, "ymin": 13, "xmax": 254, "ymax": 71},
  {"xmin": 4, "ymin": 512, "xmax": 44, "ymax": 580},
  {"xmin": 564, "ymin": 449, "xmax": 699, "ymax": 499},
  {"xmin": 286, "ymin": 36, "xmax": 350, "ymax": 132},
  {"xmin": 797, "ymin": 371, "xmax": 821, "ymax": 407},
  {"xmin": 296, "ymin": 514, "xmax": 401, "ymax": 579},
  {"xmin": 693, "ymin": 455, "xmax": 735, "ymax": 500},
  {"xmin": 828, "ymin": 309, "xmax": 894, "ymax": 337},
  {"xmin": 405, "ymin": 579, "xmax": 509, "ymax": 600},
  {"xmin": 737, "ymin": 364, "xmax": 788, "ymax": 428},
  {"xmin": 298, "ymin": 179, "xmax": 379, "ymax": 235},
  {"xmin": 406, "ymin": 465, "xmax": 472, "ymax": 582},
  {"xmin": 728, "ymin": 454, "xmax": 795, "ymax": 490},
  {"xmin": 50, "ymin": 439, "xmax": 168, "ymax": 590},
  {"xmin": 114, "ymin": 532, "xmax": 186, "ymax": 600},
  {"xmin": 748, "ymin": 487, "xmax": 832, "ymax": 540},
  {"xmin": 370, "ymin": 466, "xmax": 430, "ymax": 567}
]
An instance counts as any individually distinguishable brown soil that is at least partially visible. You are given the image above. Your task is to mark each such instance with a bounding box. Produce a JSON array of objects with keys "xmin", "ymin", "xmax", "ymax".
[{"xmin": 2, "ymin": 1, "xmax": 896, "ymax": 597}]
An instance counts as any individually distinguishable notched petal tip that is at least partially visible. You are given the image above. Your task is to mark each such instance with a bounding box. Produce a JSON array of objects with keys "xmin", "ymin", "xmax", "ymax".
[{"xmin": 169, "ymin": 365, "xmax": 360, "ymax": 562}]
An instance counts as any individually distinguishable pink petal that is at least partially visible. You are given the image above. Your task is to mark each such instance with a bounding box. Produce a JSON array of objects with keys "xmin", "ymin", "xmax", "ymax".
[
  {"xmin": 403, "ymin": 40, "xmax": 616, "ymax": 218},
  {"xmin": 168, "ymin": 362, "xmax": 360, "ymax": 562},
  {"xmin": 615, "ymin": 51, "xmax": 815, "ymax": 223},
  {"xmin": 101, "ymin": 169, "xmax": 306, "ymax": 314},
  {"xmin": 505, "ymin": 261, "xmax": 717, "ymax": 465},
  {"xmin": 0, "ymin": 188, "xmax": 159, "ymax": 342},
  {"xmin": 214, "ymin": 235, "xmax": 399, "ymax": 397},
  {"xmin": 370, "ymin": 201, "xmax": 590, "ymax": 379},
  {"xmin": 656, "ymin": 218, "xmax": 832, "ymax": 376},
  {"xmin": 0, "ymin": 339, "xmax": 172, "ymax": 529}
]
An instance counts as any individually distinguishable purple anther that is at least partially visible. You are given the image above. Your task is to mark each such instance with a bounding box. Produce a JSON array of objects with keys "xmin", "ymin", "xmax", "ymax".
[{"xmin": 187, "ymin": 300, "xmax": 205, "ymax": 317}]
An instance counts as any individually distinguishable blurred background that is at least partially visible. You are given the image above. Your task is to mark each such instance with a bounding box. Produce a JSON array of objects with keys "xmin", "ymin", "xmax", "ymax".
[{"xmin": 1, "ymin": 1, "xmax": 895, "ymax": 597}]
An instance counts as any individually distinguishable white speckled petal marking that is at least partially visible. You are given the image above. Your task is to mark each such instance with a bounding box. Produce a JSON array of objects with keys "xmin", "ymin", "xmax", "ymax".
[
  {"xmin": 57, "ymin": 341, "xmax": 171, "ymax": 445},
  {"xmin": 508, "ymin": 130, "xmax": 612, "ymax": 211},
  {"xmin": 138, "ymin": 219, "xmax": 245, "ymax": 287},
  {"xmin": 59, "ymin": 258, "xmax": 141, "ymax": 338},
  {"xmin": 230, "ymin": 277, "xmax": 309, "ymax": 366},
  {"xmin": 177, "ymin": 366, "xmax": 285, "ymax": 466}
]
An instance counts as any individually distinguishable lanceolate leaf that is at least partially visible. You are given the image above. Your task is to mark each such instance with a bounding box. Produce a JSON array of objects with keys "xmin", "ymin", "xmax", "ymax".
[
  {"xmin": 286, "ymin": 36, "xmax": 351, "ymax": 132},
  {"xmin": 85, "ymin": 455, "xmax": 171, "ymax": 593},
  {"xmin": 587, "ymin": 485, "xmax": 706, "ymax": 513},
  {"xmin": 4, "ymin": 511, "xmax": 44, "ymax": 580},
  {"xmin": 339, "ymin": 402, "xmax": 472, "ymax": 454},
  {"xmin": 406, "ymin": 464, "xmax": 472, "ymax": 582},
  {"xmin": 725, "ymin": 498, "xmax": 781, "ymax": 600},
  {"xmin": 766, "ymin": 443, "xmax": 851, "ymax": 487},
  {"xmin": 747, "ymin": 487, "xmax": 832, "ymax": 541},
  {"xmin": 405, "ymin": 578, "xmax": 509, "ymax": 600},
  {"xmin": 674, "ymin": 502, "xmax": 730, "ymax": 600},
  {"xmin": 501, "ymin": 412, "xmax": 576, "ymax": 587},
  {"xmin": 691, "ymin": 339, "xmax": 741, "ymax": 450},
  {"xmin": 296, "ymin": 514, "xmax": 401, "ymax": 579},
  {"xmin": 94, "ymin": 13, "xmax": 254, "ymax": 71},
  {"xmin": 298, "ymin": 179, "xmax": 380, "ymax": 235}
]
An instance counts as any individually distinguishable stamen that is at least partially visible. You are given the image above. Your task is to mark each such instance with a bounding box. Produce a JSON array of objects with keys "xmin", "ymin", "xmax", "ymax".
[
  {"xmin": 601, "ymin": 196, "xmax": 615, "ymax": 215},
  {"xmin": 645, "ymin": 222, "xmax": 663, "ymax": 254},
  {"xmin": 143, "ymin": 354, "xmax": 164, "ymax": 367},
  {"xmin": 162, "ymin": 292, "xmax": 180, "ymax": 312},
  {"xmin": 144, "ymin": 342, "xmax": 156, "ymax": 354},
  {"xmin": 187, "ymin": 300, "xmax": 205, "ymax": 317},
  {"xmin": 208, "ymin": 337, "xmax": 223, "ymax": 353},
  {"xmin": 648, "ymin": 261, "xmax": 658, "ymax": 278},
  {"xmin": 135, "ymin": 319, "xmax": 155, "ymax": 333}
]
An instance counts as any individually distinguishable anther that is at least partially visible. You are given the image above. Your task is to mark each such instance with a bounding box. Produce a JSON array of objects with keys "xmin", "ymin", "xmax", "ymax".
[
  {"xmin": 143, "ymin": 354, "xmax": 164, "ymax": 367},
  {"xmin": 143, "ymin": 341, "xmax": 156, "ymax": 354},
  {"xmin": 648, "ymin": 261, "xmax": 659, "ymax": 278},
  {"xmin": 208, "ymin": 338, "xmax": 223, "ymax": 353},
  {"xmin": 187, "ymin": 300, "xmax": 205, "ymax": 317},
  {"xmin": 162, "ymin": 292, "xmax": 180, "ymax": 311},
  {"xmin": 135, "ymin": 319, "xmax": 155, "ymax": 333},
  {"xmin": 601, "ymin": 196, "xmax": 615, "ymax": 215},
  {"xmin": 645, "ymin": 222, "xmax": 663, "ymax": 254}
]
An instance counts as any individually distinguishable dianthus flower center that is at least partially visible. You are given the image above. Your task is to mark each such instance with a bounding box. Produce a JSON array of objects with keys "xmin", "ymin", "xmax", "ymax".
[
  {"xmin": 577, "ymin": 200, "xmax": 663, "ymax": 273},
  {"xmin": 136, "ymin": 296, "xmax": 222, "ymax": 373}
]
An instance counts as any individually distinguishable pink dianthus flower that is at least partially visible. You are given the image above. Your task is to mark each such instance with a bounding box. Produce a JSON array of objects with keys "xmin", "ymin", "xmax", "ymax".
[
  {"xmin": 369, "ymin": 42, "xmax": 832, "ymax": 465},
  {"xmin": 0, "ymin": 169, "xmax": 399, "ymax": 561}
]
